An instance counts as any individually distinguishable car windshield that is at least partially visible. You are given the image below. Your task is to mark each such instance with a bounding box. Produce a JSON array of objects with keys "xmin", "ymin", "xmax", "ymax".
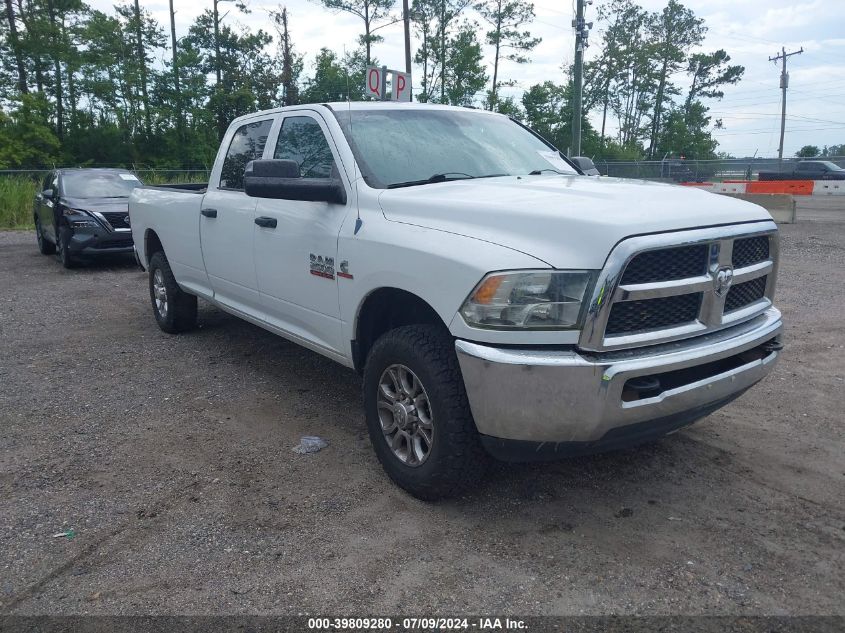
[
  {"xmin": 817, "ymin": 161, "xmax": 843, "ymax": 171},
  {"xmin": 333, "ymin": 108, "xmax": 578, "ymax": 188},
  {"xmin": 62, "ymin": 172, "xmax": 142, "ymax": 198}
]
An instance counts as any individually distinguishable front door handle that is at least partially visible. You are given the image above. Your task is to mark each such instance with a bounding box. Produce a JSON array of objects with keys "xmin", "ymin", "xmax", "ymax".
[
  {"xmin": 201, "ymin": 208, "xmax": 217, "ymax": 218},
  {"xmin": 255, "ymin": 216, "xmax": 277, "ymax": 229}
]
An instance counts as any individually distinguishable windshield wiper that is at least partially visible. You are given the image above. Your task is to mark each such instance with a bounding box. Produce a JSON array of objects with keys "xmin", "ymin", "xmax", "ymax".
[
  {"xmin": 528, "ymin": 168, "xmax": 566, "ymax": 175},
  {"xmin": 386, "ymin": 172, "xmax": 509, "ymax": 189},
  {"xmin": 387, "ymin": 172, "xmax": 475, "ymax": 189}
]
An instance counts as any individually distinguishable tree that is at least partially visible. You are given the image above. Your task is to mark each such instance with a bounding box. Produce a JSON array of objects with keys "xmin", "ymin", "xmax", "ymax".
[
  {"xmin": 0, "ymin": 92, "xmax": 60, "ymax": 167},
  {"xmin": 300, "ymin": 47, "xmax": 365, "ymax": 103},
  {"xmin": 796, "ymin": 145, "xmax": 820, "ymax": 158},
  {"xmin": 474, "ymin": 0, "xmax": 540, "ymax": 109},
  {"xmin": 313, "ymin": 0, "xmax": 395, "ymax": 66},
  {"xmin": 4, "ymin": 0, "xmax": 28, "ymax": 93},
  {"xmin": 684, "ymin": 49, "xmax": 743, "ymax": 122},
  {"xmin": 271, "ymin": 7, "xmax": 303, "ymax": 106},
  {"xmin": 645, "ymin": 0, "xmax": 705, "ymax": 157},
  {"xmin": 521, "ymin": 79, "xmax": 600, "ymax": 155},
  {"xmin": 442, "ymin": 22, "xmax": 486, "ymax": 106},
  {"xmin": 411, "ymin": 0, "xmax": 472, "ymax": 102}
]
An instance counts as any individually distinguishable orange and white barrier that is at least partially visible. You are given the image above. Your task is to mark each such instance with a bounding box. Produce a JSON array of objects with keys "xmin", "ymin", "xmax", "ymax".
[{"xmin": 680, "ymin": 180, "xmax": 845, "ymax": 196}]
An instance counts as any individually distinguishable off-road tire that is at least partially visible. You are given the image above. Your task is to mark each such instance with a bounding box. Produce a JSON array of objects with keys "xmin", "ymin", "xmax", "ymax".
[
  {"xmin": 35, "ymin": 217, "xmax": 56, "ymax": 255},
  {"xmin": 148, "ymin": 251, "xmax": 197, "ymax": 334},
  {"xmin": 363, "ymin": 324, "xmax": 488, "ymax": 501}
]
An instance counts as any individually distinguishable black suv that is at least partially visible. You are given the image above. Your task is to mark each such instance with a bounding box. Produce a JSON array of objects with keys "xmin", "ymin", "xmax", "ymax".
[{"xmin": 33, "ymin": 168, "xmax": 142, "ymax": 268}]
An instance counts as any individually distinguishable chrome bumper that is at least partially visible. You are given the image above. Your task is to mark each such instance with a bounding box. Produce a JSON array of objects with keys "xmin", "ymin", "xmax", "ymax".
[{"xmin": 456, "ymin": 308, "xmax": 782, "ymax": 445}]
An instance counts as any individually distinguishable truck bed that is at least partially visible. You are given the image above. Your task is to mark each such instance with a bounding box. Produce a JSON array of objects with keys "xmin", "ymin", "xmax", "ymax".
[{"xmin": 129, "ymin": 186, "xmax": 207, "ymax": 292}]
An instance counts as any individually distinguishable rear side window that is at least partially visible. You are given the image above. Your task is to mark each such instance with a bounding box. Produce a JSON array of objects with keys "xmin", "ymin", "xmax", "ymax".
[
  {"xmin": 274, "ymin": 116, "xmax": 335, "ymax": 179},
  {"xmin": 219, "ymin": 119, "xmax": 273, "ymax": 190}
]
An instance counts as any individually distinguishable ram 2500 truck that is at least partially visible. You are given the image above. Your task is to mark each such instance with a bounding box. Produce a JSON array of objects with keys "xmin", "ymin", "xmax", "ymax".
[{"xmin": 129, "ymin": 103, "xmax": 783, "ymax": 500}]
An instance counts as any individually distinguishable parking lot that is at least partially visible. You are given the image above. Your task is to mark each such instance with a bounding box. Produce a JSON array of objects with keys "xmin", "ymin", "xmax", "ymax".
[{"xmin": 0, "ymin": 208, "xmax": 843, "ymax": 616}]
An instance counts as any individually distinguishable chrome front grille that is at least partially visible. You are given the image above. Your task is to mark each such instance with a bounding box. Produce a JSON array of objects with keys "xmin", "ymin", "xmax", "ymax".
[{"xmin": 579, "ymin": 222, "xmax": 779, "ymax": 351}]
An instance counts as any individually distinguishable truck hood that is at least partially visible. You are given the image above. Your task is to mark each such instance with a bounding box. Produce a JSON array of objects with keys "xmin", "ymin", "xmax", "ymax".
[{"xmin": 377, "ymin": 176, "xmax": 773, "ymax": 269}]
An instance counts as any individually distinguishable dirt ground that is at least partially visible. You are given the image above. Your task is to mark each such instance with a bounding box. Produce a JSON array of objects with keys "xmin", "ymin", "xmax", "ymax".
[{"xmin": 0, "ymin": 207, "xmax": 843, "ymax": 616}]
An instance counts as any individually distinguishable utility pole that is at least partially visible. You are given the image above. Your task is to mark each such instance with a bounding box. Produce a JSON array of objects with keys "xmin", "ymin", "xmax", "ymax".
[
  {"xmin": 769, "ymin": 46, "xmax": 803, "ymax": 161},
  {"xmin": 403, "ymin": 0, "xmax": 411, "ymax": 75},
  {"xmin": 571, "ymin": 0, "xmax": 591, "ymax": 156}
]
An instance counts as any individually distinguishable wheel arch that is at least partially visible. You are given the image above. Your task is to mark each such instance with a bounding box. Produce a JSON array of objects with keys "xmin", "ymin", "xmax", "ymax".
[
  {"xmin": 352, "ymin": 287, "xmax": 449, "ymax": 372},
  {"xmin": 144, "ymin": 228, "xmax": 164, "ymax": 266}
]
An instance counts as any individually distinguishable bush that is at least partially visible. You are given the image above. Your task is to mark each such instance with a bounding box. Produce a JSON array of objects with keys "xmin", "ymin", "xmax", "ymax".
[{"xmin": 0, "ymin": 177, "xmax": 38, "ymax": 229}]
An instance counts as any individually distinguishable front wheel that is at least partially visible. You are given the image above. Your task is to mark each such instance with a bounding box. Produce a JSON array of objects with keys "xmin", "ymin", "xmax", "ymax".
[
  {"xmin": 35, "ymin": 217, "xmax": 56, "ymax": 255},
  {"xmin": 363, "ymin": 325, "xmax": 488, "ymax": 501},
  {"xmin": 56, "ymin": 226, "xmax": 75, "ymax": 268},
  {"xmin": 148, "ymin": 251, "xmax": 197, "ymax": 334}
]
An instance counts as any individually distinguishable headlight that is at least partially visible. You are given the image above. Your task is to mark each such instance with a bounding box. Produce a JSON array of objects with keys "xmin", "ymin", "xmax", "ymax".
[
  {"xmin": 62, "ymin": 207, "xmax": 89, "ymax": 216},
  {"xmin": 460, "ymin": 270, "xmax": 596, "ymax": 330}
]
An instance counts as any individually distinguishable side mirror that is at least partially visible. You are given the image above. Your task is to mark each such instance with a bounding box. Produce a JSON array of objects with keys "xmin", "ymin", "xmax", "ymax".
[
  {"xmin": 42, "ymin": 188, "xmax": 54, "ymax": 198},
  {"xmin": 243, "ymin": 159, "xmax": 347, "ymax": 204},
  {"xmin": 571, "ymin": 156, "xmax": 600, "ymax": 176}
]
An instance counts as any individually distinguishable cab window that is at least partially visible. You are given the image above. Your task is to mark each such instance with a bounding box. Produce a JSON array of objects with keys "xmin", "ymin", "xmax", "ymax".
[
  {"xmin": 219, "ymin": 119, "xmax": 273, "ymax": 190},
  {"xmin": 274, "ymin": 116, "xmax": 335, "ymax": 179}
]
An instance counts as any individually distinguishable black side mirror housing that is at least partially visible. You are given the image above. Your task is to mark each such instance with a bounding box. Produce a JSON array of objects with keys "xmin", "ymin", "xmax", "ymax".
[
  {"xmin": 244, "ymin": 159, "xmax": 347, "ymax": 204},
  {"xmin": 42, "ymin": 188, "xmax": 54, "ymax": 198}
]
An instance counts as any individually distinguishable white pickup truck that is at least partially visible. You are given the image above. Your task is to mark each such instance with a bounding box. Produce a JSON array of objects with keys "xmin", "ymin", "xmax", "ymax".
[{"xmin": 130, "ymin": 102, "xmax": 783, "ymax": 500}]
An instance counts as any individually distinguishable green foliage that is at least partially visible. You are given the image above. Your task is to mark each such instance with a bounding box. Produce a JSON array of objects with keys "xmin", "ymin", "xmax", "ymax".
[
  {"xmin": 300, "ymin": 48, "xmax": 366, "ymax": 103},
  {"xmin": 313, "ymin": 0, "xmax": 395, "ymax": 65},
  {"xmin": 0, "ymin": 93, "xmax": 60, "ymax": 168},
  {"xmin": 0, "ymin": 176, "xmax": 39, "ymax": 228},
  {"xmin": 0, "ymin": 0, "xmax": 747, "ymax": 170},
  {"xmin": 475, "ymin": 0, "xmax": 540, "ymax": 108},
  {"xmin": 796, "ymin": 145, "xmax": 821, "ymax": 158}
]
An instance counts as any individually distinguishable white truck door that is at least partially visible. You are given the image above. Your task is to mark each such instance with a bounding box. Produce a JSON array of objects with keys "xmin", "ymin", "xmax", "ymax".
[
  {"xmin": 253, "ymin": 112, "xmax": 352, "ymax": 356},
  {"xmin": 200, "ymin": 117, "xmax": 273, "ymax": 315}
]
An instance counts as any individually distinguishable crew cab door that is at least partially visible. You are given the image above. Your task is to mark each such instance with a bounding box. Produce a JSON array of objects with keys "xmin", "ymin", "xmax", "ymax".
[
  {"xmin": 252, "ymin": 112, "xmax": 352, "ymax": 355},
  {"xmin": 200, "ymin": 117, "xmax": 273, "ymax": 314}
]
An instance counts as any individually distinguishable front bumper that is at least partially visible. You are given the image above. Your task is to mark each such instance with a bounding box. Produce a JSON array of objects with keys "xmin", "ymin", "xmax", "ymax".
[
  {"xmin": 67, "ymin": 229, "xmax": 134, "ymax": 256},
  {"xmin": 456, "ymin": 307, "xmax": 783, "ymax": 459}
]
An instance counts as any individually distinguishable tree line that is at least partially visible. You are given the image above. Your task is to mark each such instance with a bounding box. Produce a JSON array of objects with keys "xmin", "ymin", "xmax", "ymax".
[{"xmin": 0, "ymin": 0, "xmax": 746, "ymax": 169}]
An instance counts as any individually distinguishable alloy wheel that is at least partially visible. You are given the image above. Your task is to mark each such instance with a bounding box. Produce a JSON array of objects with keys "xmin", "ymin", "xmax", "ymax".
[
  {"xmin": 376, "ymin": 364, "xmax": 435, "ymax": 467},
  {"xmin": 153, "ymin": 268, "xmax": 169, "ymax": 318}
]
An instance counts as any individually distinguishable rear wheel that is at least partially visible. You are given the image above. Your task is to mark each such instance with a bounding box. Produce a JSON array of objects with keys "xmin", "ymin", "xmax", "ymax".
[
  {"xmin": 148, "ymin": 251, "xmax": 197, "ymax": 334},
  {"xmin": 363, "ymin": 324, "xmax": 488, "ymax": 501},
  {"xmin": 35, "ymin": 217, "xmax": 55, "ymax": 255}
]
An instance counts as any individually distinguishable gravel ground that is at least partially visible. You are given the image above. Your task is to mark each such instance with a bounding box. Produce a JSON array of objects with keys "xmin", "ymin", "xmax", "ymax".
[{"xmin": 0, "ymin": 212, "xmax": 843, "ymax": 616}]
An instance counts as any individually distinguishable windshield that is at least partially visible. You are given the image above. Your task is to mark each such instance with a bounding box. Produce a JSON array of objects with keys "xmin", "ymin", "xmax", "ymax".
[
  {"xmin": 62, "ymin": 172, "xmax": 142, "ymax": 198},
  {"xmin": 333, "ymin": 108, "xmax": 578, "ymax": 188}
]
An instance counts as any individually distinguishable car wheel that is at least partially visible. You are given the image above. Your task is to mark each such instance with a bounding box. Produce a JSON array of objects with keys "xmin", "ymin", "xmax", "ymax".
[
  {"xmin": 56, "ymin": 226, "xmax": 75, "ymax": 268},
  {"xmin": 363, "ymin": 324, "xmax": 488, "ymax": 501},
  {"xmin": 148, "ymin": 251, "xmax": 197, "ymax": 334},
  {"xmin": 35, "ymin": 217, "xmax": 56, "ymax": 255}
]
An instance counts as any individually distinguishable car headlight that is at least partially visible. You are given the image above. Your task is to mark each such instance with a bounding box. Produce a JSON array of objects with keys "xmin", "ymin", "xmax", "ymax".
[{"xmin": 460, "ymin": 270, "xmax": 596, "ymax": 330}]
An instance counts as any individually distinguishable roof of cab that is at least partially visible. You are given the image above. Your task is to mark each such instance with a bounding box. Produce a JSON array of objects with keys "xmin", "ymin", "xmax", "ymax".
[{"xmin": 231, "ymin": 101, "xmax": 502, "ymax": 125}]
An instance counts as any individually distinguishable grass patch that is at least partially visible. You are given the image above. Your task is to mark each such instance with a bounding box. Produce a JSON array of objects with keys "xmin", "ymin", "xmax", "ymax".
[{"xmin": 0, "ymin": 177, "xmax": 38, "ymax": 229}]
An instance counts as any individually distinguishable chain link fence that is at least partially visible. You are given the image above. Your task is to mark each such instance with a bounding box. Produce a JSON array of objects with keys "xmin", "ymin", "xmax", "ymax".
[{"xmin": 592, "ymin": 156, "xmax": 845, "ymax": 183}]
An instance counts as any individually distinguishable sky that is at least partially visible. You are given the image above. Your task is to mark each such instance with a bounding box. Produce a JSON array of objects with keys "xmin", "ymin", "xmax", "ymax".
[{"xmin": 100, "ymin": 0, "xmax": 845, "ymax": 158}]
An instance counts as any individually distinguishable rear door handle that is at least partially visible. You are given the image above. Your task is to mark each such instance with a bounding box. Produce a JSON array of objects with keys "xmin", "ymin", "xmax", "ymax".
[
  {"xmin": 255, "ymin": 216, "xmax": 277, "ymax": 229},
  {"xmin": 201, "ymin": 208, "xmax": 217, "ymax": 218}
]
